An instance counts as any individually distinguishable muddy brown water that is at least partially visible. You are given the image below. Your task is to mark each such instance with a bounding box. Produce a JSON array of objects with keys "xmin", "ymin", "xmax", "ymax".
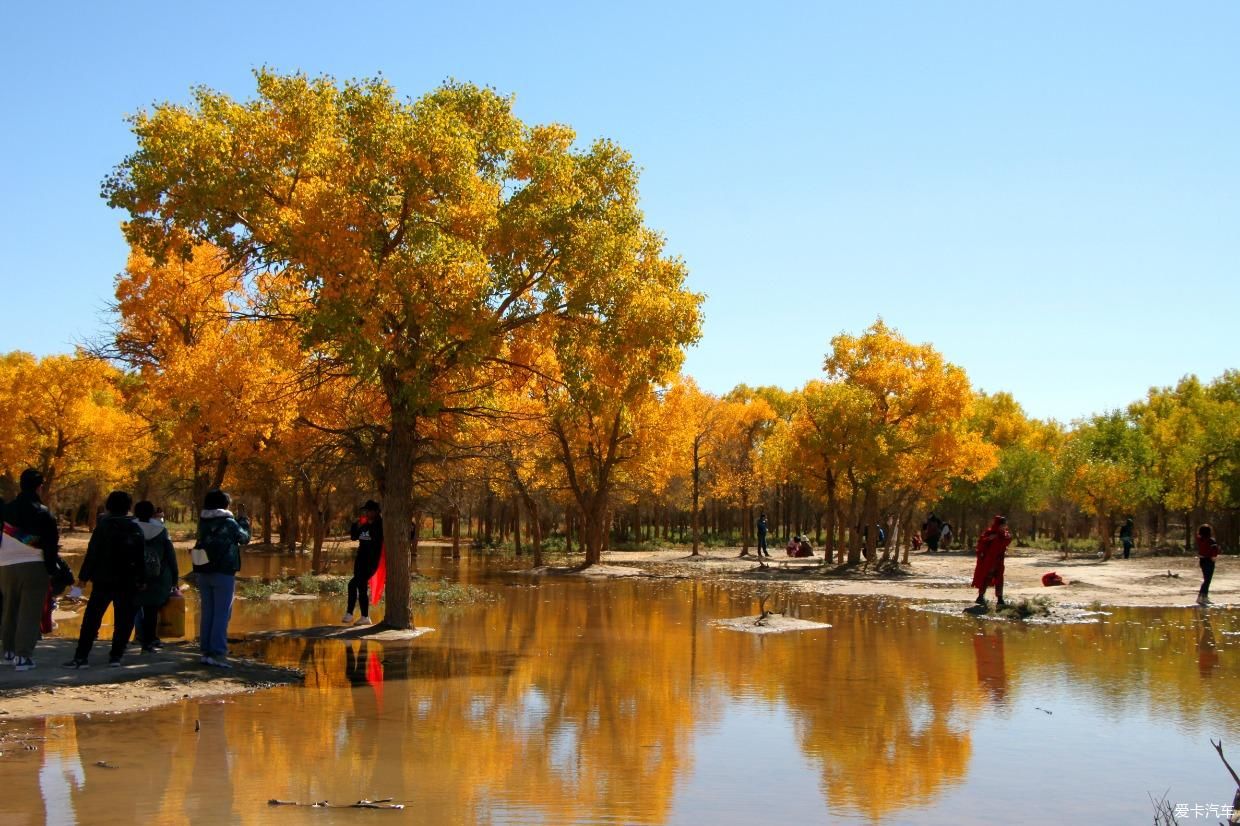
[{"xmin": 1, "ymin": 551, "xmax": 1238, "ymax": 824}]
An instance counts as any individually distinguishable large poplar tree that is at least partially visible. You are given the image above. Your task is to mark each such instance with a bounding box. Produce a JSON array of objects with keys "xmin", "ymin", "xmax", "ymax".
[{"xmin": 105, "ymin": 71, "xmax": 701, "ymax": 627}]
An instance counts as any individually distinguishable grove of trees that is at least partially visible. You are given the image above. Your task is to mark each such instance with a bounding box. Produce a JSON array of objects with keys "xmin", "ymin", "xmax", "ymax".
[{"xmin": 1, "ymin": 73, "xmax": 1236, "ymax": 627}]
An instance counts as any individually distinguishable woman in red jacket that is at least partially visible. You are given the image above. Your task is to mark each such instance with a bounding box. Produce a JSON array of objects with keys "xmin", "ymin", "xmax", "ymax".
[
  {"xmin": 972, "ymin": 516, "xmax": 1012, "ymax": 608},
  {"xmin": 1196, "ymin": 524, "xmax": 1220, "ymax": 606}
]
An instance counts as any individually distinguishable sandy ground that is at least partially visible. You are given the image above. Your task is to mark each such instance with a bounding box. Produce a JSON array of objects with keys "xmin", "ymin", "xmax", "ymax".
[
  {"xmin": 592, "ymin": 545, "xmax": 1235, "ymax": 609},
  {"xmin": 712, "ymin": 615, "xmax": 833, "ymax": 634},
  {"xmin": 0, "ymin": 640, "xmax": 301, "ymax": 719}
]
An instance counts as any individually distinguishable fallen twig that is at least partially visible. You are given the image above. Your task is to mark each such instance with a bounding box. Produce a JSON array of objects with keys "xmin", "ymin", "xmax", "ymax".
[{"xmin": 267, "ymin": 798, "xmax": 405, "ymax": 810}]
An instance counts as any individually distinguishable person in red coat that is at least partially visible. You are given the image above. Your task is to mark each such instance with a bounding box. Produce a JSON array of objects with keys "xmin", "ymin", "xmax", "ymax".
[
  {"xmin": 972, "ymin": 516, "xmax": 1012, "ymax": 607},
  {"xmin": 1196, "ymin": 524, "xmax": 1221, "ymax": 606}
]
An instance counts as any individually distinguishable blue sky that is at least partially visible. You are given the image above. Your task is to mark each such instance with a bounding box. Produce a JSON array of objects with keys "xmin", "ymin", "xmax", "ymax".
[{"xmin": 1, "ymin": 1, "xmax": 1236, "ymax": 422}]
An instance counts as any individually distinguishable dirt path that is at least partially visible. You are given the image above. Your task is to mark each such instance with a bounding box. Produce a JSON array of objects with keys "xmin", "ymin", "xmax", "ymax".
[
  {"xmin": 0, "ymin": 640, "xmax": 301, "ymax": 719},
  {"xmin": 596, "ymin": 545, "xmax": 1235, "ymax": 609}
]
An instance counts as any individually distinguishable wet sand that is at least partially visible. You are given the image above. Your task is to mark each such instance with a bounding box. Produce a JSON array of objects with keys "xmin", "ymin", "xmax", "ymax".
[
  {"xmin": 598, "ymin": 545, "xmax": 1235, "ymax": 608},
  {"xmin": 0, "ymin": 640, "xmax": 301, "ymax": 719}
]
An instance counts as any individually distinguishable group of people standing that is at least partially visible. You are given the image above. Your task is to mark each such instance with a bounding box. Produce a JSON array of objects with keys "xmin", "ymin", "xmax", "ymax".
[
  {"xmin": 917, "ymin": 514, "xmax": 953, "ymax": 552},
  {"xmin": 0, "ymin": 468, "xmax": 251, "ymax": 671},
  {"xmin": 63, "ymin": 486, "xmax": 249, "ymax": 669}
]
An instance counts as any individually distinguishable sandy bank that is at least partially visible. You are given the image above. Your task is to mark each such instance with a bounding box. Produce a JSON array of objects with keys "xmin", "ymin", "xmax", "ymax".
[
  {"xmin": 601, "ymin": 546, "xmax": 1236, "ymax": 609},
  {"xmin": 0, "ymin": 640, "xmax": 301, "ymax": 719}
]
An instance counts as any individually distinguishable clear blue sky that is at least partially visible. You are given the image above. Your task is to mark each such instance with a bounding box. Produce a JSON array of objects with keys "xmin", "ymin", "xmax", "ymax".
[{"xmin": 2, "ymin": 1, "xmax": 1236, "ymax": 422}]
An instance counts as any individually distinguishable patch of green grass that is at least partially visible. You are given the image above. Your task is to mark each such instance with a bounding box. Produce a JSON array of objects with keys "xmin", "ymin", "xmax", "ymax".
[
  {"xmin": 407, "ymin": 581, "xmax": 493, "ymax": 607},
  {"xmin": 235, "ymin": 574, "xmax": 348, "ymax": 599},
  {"xmin": 1022, "ymin": 537, "xmax": 1101, "ymax": 553},
  {"xmin": 995, "ymin": 595, "xmax": 1054, "ymax": 620}
]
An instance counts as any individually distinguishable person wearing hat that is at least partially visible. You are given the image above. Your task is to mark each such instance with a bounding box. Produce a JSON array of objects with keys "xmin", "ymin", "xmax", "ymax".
[
  {"xmin": 1, "ymin": 468, "xmax": 63, "ymax": 671},
  {"xmin": 344, "ymin": 501, "xmax": 384, "ymax": 625}
]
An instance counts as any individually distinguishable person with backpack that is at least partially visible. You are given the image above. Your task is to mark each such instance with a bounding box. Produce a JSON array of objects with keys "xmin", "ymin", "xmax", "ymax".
[
  {"xmin": 64, "ymin": 491, "xmax": 146, "ymax": 668},
  {"xmin": 193, "ymin": 490, "xmax": 250, "ymax": 668},
  {"xmin": 344, "ymin": 500, "xmax": 383, "ymax": 626},
  {"xmin": 939, "ymin": 522, "xmax": 953, "ymax": 551},
  {"xmin": 1, "ymin": 468, "xmax": 66, "ymax": 671},
  {"xmin": 133, "ymin": 500, "xmax": 178, "ymax": 653}
]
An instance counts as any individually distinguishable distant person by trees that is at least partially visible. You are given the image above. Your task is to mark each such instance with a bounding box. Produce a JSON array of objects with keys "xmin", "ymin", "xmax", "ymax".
[
  {"xmin": 923, "ymin": 514, "xmax": 944, "ymax": 553},
  {"xmin": 1118, "ymin": 517, "xmax": 1135, "ymax": 560},
  {"xmin": 1196, "ymin": 524, "xmax": 1220, "ymax": 606},
  {"xmin": 972, "ymin": 516, "xmax": 1012, "ymax": 608}
]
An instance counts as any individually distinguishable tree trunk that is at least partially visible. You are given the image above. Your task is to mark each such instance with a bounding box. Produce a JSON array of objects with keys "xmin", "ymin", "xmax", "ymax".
[
  {"xmin": 691, "ymin": 441, "xmax": 702, "ymax": 555},
  {"xmin": 451, "ymin": 506, "xmax": 462, "ymax": 559},
  {"xmin": 261, "ymin": 487, "xmax": 273, "ymax": 545},
  {"xmin": 824, "ymin": 479, "xmax": 839, "ymax": 565},
  {"xmin": 582, "ymin": 500, "xmax": 607, "ymax": 565},
  {"xmin": 512, "ymin": 496, "xmax": 522, "ymax": 556},
  {"xmin": 381, "ymin": 417, "xmax": 417, "ymax": 630}
]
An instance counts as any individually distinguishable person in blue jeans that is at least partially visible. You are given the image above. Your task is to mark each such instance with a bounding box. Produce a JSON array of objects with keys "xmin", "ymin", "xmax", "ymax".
[{"xmin": 192, "ymin": 490, "xmax": 250, "ymax": 668}]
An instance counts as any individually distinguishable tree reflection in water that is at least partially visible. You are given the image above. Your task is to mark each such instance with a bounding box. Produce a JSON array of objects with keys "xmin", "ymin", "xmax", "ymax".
[{"xmin": 0, "ymin": 581, "xmax": 1236, "ymax": 824}]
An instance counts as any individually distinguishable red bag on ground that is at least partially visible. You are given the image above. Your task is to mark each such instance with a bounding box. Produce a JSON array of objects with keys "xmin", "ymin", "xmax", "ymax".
[
  {"xmin": 1041, "ymin": 571, "xmax": 1065, "ymax": 587},
  {"xmin": 368, "ymin": 544, "xmax": 386, "ymax": 604}
]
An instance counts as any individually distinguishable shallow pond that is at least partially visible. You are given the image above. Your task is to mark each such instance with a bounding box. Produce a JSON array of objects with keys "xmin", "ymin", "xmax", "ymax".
[{"xmin": 2, "ymin": 553, "xmax": 1238, "ymax": 824}]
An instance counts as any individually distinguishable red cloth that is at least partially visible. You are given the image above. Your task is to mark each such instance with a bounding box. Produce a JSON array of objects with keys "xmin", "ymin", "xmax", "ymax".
[
  {"xmin": 1197, "ymin": 535, "xmax": 1220, "ymax": 560},
  {"xmin": 366, "ymin": 647, "xmax": 385, "ymax": 711},
  {"xmin": 1041, "ymin": 571, "xmax": 1065, "ymax": 587},
  {"xmin": 971, "ymin": 517, "xmax": 1012, "ymax": 589},
  {"xmin": 368, "ymin": 544, "xmax": 386, "ymax": 604}
]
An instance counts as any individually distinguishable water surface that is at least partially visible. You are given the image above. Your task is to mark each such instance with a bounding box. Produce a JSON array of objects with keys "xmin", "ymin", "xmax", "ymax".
[{"xmin": 2, "ymin": 555, "xmax": 1237, "ymax": 825}]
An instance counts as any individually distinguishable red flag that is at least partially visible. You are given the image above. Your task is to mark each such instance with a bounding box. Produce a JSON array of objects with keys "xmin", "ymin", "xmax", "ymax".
[{"xmin": 368, "ymin": 544, "xmax": 386, "ymax": 604}]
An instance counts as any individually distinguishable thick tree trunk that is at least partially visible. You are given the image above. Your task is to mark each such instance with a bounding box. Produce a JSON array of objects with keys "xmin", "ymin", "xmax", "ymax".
[
  {"xmin": 261, "ymin": 488, "xmax": 273, "ymax": 545},
  {"xmin": 846, "ymin": 487, "xmax": 862, "ymax": 565},
  {"xmin": 824, "ymin": 481, "xmax": 838, "ymax": 565},
  {"xmin": 691, "ymin": 442, "xmax": 702, "ymax": 556},
  {"xmin": 381, "ymin": 418, "xmax": 417, "ymax": 630},
  {"xmin": 451, "ymin": 506, "xmax": 462, "ymax": 559},
  {"xmin": 862, "ymin": 488, "xmax": 878, "ymax": 562},
  {"xmin": 581, "ymin": 499, "xmax": 608, "ymax": 565}
]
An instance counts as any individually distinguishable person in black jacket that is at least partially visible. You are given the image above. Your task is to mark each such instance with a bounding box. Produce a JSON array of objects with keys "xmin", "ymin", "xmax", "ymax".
[
  {"xmin": 344, "ymin": 501, "xmax": 383, "ymax": 626},
  {"xmin": 64, "ymin": 491, "xmax": 146, "ymax": 668},
  {"xmin": 1, "ymin": 468, "xmax": 64, "ymax": 671},
  {"xmin": 132, "ymin": 500, "xmax": 179, "ymax": 652}
]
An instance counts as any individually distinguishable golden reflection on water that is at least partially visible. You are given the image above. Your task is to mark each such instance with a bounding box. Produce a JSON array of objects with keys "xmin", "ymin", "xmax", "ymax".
[{"xmin": 2, "ymin": 576, "xmax": 1238, "ymax": 825}]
